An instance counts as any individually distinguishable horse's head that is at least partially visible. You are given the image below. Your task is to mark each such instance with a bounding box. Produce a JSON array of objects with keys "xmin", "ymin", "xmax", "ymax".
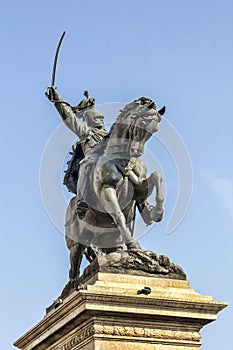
[{"xmin": 107, "ymin": 97, "xmax": 165, "ymax": 157}]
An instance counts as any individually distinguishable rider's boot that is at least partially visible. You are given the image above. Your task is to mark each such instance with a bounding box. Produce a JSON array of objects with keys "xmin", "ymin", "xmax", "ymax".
[{"xmin": 75, "ymin": 198, "xmax": 89, "ymax": 219}]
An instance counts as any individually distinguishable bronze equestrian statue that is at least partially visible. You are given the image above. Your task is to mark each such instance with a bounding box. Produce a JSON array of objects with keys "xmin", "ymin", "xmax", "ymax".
[
  {"xmin": 45, "ymin": 32, "xmax": 165, "ymax": 281},
  {"xmin": 46, "ymin": 86, "xmax": 165, "ymax": 280}
]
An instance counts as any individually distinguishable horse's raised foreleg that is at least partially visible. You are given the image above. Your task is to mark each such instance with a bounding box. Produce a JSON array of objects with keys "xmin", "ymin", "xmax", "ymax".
[
  {"xmin": 100, "ymin": 185, "xmax": 141, "ymax": 249},
  {"xmin": 136, "ymin": 171, "xmax": 164, "ymax": 223},
  {"xmin": 147, "ymin": 171, "xmax": 164, "ymax": 222}
]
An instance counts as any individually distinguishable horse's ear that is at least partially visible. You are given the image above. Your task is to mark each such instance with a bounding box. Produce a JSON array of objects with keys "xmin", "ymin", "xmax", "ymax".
[
  {"xmin": 158, "ymin": 106, "xmax": 166, "ymax": 116},
  {"xmin": 148, "ymin": 102, "xmax": 155, "ymax": 109}
]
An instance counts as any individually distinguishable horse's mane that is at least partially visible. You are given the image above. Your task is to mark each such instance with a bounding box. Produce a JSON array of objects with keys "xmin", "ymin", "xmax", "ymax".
[
  {"xmin": 109, "ymin": 97, "xmax": 154, "ymax": 133},
  {"xmin": 88, "ymin": 97, "xmax": 157, "ymax": 157}
]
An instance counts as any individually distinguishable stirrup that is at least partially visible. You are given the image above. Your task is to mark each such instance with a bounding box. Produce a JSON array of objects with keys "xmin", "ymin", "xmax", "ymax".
[{"xmin": 75, "ymin": 199, "xmax": 89, "ymax": 219}]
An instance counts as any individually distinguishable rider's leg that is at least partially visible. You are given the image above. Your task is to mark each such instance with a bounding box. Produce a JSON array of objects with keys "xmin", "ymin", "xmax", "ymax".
[{"xmin": 74, "ymin": 165, "xmax": 92, "ymax": 220}]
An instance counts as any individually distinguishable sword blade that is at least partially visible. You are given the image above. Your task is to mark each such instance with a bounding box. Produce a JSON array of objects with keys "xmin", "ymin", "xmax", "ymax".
[{"xmin": 51, "ymin": 31, "xmax": 66, "ymax": 87}]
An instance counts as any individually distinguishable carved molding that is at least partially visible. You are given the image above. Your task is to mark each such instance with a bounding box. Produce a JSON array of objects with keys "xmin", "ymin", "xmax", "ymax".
[
  {"xmin": 94, "ymin": 325, "xmax": 201, "ymax": 341},
  {"xmin": 59, "ymin": 324, "xmax": 201, "ymax": 349},
  {"xmin": 59, "ymin": 326, "xmax": 94, "ymax": 350}
]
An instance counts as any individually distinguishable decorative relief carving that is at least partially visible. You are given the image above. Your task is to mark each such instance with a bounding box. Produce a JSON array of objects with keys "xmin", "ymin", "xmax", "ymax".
[
  {"xmin": 60, "ymin": 326, "xmax": 94, "ymax": 350},
  {"xmin": 96, "ymin": 325, "xmax": 201, "ymax": 342},
  {"xmin": 59, "ymin": 324, "xmax": 201, "ymax": 349}
]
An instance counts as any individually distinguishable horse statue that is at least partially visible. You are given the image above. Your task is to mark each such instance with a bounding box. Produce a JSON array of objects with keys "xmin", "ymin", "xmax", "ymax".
[{"xmin": 65, "ymin": 97, "xmax": 166, "ymax": 280}]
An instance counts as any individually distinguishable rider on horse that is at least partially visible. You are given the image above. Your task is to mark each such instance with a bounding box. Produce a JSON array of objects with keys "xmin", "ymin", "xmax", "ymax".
[
  {"xmin": 47, "ymin": 87, "xmax": 158, "ymax": 225},
  {"xmin": 46, "ymin": 88, "xmax": 165, "ymax": 279}
]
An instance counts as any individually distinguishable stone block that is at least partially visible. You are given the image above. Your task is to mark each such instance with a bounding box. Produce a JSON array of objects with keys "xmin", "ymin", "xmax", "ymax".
[{"xmin": 14, "ymin": 272, "xmax": 228, "ymax": 350}]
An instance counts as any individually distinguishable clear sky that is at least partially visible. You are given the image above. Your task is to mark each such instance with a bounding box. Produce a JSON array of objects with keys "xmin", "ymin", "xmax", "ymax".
[{"xmin": 0, "ymin": 1, "xmax": 232, "ymax": 349}]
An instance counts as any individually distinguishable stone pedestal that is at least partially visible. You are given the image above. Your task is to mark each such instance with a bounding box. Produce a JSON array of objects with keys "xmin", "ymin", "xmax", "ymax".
[{"xmin": 14, "ymin": 272, "xmax": 227, "ymax": 350}]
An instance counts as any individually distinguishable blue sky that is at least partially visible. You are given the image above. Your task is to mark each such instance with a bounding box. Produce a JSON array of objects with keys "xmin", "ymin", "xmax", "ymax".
[{"xmin": 0, "ymin": 1, "xmax": 232, "ymax": 349}]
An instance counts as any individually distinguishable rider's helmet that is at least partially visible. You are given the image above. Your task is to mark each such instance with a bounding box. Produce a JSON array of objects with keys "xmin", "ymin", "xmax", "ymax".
[{"xmin": 72, "ymin": 91, "xmax": 104, "ymax": 128}]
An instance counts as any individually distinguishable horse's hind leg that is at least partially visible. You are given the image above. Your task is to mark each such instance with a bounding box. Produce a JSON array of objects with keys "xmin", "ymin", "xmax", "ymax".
[
  {"xmin": 100, "ymin": 186, "xmax": 141, "ymax": 249},
  {"xmin": 68, "ymin": 240, "xmax": 85, "ymax": 281},
  {"xmin": 65, "ymin": 198, "xmax": 86, "ymax": 280},
  {"xmin": 84, "ymin": 246, "xmax": 97, "ymax": 262}
]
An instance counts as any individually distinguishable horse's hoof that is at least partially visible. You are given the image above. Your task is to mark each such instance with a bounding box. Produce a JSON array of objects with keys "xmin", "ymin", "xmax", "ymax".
[
  {"xmin": 53, "ymin": 298, "xmax": 63, "ymax": 308},
  {"xmin": 126, "ymin": 241, "xmax": 141, "ymax": 250},
  {"xmin": 150, "ymin": 207, "xmax": 164, "ymax": 223},
  {"xmin": 155, "ymin": 212, "xmax": 163, "ymax": 222},
  {"xmin": 76, "ymin": 283, "xmax": 85, "ymax": 291},
  {"xmin": 69, "ymin": 277, "xmax": 79, "ymax": 283}
]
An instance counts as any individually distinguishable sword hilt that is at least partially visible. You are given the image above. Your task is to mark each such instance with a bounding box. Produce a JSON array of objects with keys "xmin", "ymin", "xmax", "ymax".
[{"xmin": 45, "ymin": 86, "xmax": 57, "ymax": 102}]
